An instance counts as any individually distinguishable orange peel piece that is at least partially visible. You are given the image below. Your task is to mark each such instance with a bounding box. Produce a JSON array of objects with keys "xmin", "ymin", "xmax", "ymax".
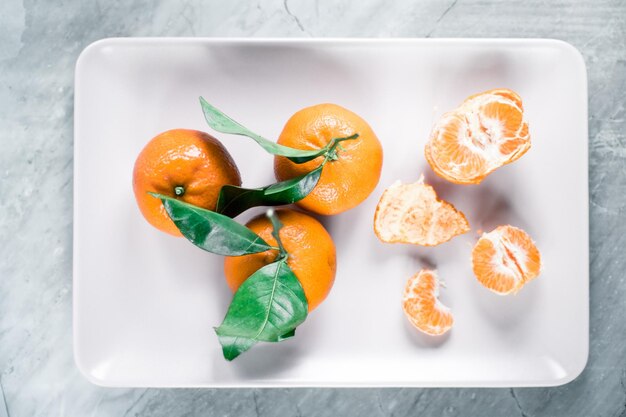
[
  {"xmin": 373, "ymin": 176, "xmax": 470, "ymax": 246},
  {"xmin": 472, "ymin": 225, "xmax": 542, "ymax": 295},
  {"xmin": 402, "ymin": 269, "xmax": 454, "ymax": 336}
]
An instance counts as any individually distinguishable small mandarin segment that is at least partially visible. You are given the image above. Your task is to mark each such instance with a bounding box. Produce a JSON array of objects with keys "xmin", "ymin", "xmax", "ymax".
[
  {"xmin": 133, "ymin": 129, "xmax": 242, "ymax": 236},
  {"xmin": 274, "ymin": 103, "xmax": 383, "ymax": 215},
  {"xmin": 402, "ymin": 269, "xmax": 454, "ymax": 336},
  {"xmin": 224, "ymin": 209, "xmax": 336, "ymax": 312},
  {"xmin": 425, "ymin": 89, "xmax": 530, "ymax": 185},
  {"xmin": 472, "ymin": 225, "xmax": 542, "ymax": 295},
  {"xmin": 373, "ymin": 176, "xmax": 470, "ymax": 246}
]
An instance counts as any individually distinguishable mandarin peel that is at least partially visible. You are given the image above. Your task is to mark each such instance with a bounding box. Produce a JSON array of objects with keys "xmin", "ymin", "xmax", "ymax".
[{"xmin": 373, "ymin": 175, "xmax": 470, "ymax": 246}]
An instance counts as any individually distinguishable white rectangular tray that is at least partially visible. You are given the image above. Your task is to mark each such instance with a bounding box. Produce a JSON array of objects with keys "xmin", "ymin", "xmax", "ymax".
[{"xmin": 74, "ymin": 38, "xmax": 588, "ymax": 387}]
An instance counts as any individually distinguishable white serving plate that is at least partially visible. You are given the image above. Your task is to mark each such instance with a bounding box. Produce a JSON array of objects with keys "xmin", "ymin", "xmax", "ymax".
[{"xmin": 73, "ymin": 38, "xmax": 588, "ymax": 387}]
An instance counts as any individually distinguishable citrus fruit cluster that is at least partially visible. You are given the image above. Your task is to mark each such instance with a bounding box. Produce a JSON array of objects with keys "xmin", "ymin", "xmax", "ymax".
[
  {"xmin": 374, "ymin": 89, "xmax": 542, "ymax": 336},
  {"xmin": 133, "ymin": 100, "xmax": 382, "ymax": 359}
]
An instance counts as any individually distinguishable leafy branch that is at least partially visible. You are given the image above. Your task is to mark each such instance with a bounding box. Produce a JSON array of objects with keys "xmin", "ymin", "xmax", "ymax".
[
  {"xmin": 200, "ymin": 97, "xmax": 357, "ymax": 164},
  {"xmin": 214, "ymin": 210, "xmax": 308, "ymax": 360},
  {"xmin": 214, "ymin": 134, "xmax": 358, "ymax": 218},
  {"xmin": 149, "ymin": 193, "xmax": 278, "ymax": 255}
]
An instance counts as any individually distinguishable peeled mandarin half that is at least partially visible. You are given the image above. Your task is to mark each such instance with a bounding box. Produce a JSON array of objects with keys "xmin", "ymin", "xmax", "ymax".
[
  {"xmin": 471, "ymin": 225, "xmax": 542, "ymax": 295},
  {"xmin": 402, "ymin": 270, "xmax": 454, "ymax": 336},
  {"xmin": 425, "ymin": 89, "xmax": 531, "ymax": 185},
  {"xmin": 373, "ymin": 176, "xmax": 470, "ymax": 246}
]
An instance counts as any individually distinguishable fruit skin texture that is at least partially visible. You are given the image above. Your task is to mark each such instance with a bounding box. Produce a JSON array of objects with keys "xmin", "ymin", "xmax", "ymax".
[
  {"xmin": 425, "ymin": 88, "xmax": 530, "ymax": 185},
  {"xmin": 224, "ymin": 209, "xmax": 336, "ymax": 312},
  {"xmin": 373, "ymin": 176, "xmax": 469, "ymax": 246},
  {"xmin": 133, "ymin": 129, "xmax": 242, "ymax": 236},
  {"xmin": 274, "ymin": 104, "xmax": 383, "ymax": 215},
  {"xmin": 402, "ymin": 269, "xmax": 453, "ymax": 336},
  {"xmin": 472, "ymin": 225, "xmax": 542, "ymax": 295}
]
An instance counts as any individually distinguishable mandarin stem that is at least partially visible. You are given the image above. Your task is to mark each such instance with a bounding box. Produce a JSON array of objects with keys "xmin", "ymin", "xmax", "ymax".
[
  {"xmin": 322, "ymin": 133, "xmax": 359, "ymax": 163},
  {"xmin": 266, "ymin": 209, "xmax": 288, "ymax": 260}
]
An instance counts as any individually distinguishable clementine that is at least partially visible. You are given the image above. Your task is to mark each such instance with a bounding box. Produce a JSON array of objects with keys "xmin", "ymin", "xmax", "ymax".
[
  {"xmin": 472, "ymin": 225, "xmax": 542, "ymax": 295},
  {"xmin": 133, "ymin": 129, "xmax": 241, "ymax": 236},
  {"xmin": 425, "ymin": 89, "xmax": 530, "ymax": 184},
  {"xmin": 224, "ymin": 209, "xmax": 336, "ymax": 312},
  {"xmin": 402, "ymin": 269, "xmax": 454, "ymax": 336},
  {"xmin": 274, "ymin": 104, "xmax": 383, "ymax": 215}
]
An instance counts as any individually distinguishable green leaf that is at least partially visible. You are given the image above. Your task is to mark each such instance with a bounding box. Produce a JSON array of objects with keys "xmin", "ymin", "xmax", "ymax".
[
  {"xmin": 200, "ymin": 97, "xmax": 324, "ymax": 163},
  {"xmin": 215, "ymin": 164, "xmax": 323, "ymax": 218},
  {"xmin": 151, "ymin": 193, "xmax": 274, "ymax": 256},
  {"xmin": 278, "ymin": 329, "xmax": 296, "ymax": 340},
  {"xmin": 217, "ymin": 335, "xmax": 256, "ymax": 361},
  {"xmin": 215, "ymin": 260, "xmax": 308, "ymax": 360}
]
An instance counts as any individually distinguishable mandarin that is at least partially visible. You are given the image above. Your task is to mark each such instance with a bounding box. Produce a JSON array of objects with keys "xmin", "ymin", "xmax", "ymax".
[
  {"xmin": 133, "ymin": 129, "xmax": 241, "ymax": 236},
  {"xmin": 402, "ymin": 269, "xmax": 454, "ymax": 336},
  {"xmin": 425, "ymin": 89, "xmax": 530, "ymax": 184},
  {"xmin": 274, "ymin": 104, "xmax": 383, "ymax": 215},
  {"xmin": 224, "ymin": 209, "xmax": 336, "ymax": 312},
  {"xmin": 472, "ymin": 225, "xmax": 542, "ymax": 295}
]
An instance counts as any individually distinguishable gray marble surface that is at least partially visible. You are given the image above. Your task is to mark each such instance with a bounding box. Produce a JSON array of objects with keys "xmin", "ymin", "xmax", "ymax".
[{"xmin": 0, "ymin": 0, "xmax": 624, "ymax": 416}]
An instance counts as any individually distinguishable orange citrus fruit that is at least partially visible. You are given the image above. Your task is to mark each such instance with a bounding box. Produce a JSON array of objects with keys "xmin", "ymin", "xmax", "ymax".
[
  {"xmin": 373, "ymin": 175, "xmax": 469, "ymax": 246},
  {"xmin": 402, "ymin": 269, "xmax": 454, "ymax": 336},
  {"xmin": 133, "ymin": 129, "xmax": 242, "ymax": 236},
  {"xmin": 472, "ymin": 225, "xmax": 542, "ymax": 294},
  {"xmin": 223, "ymin": 209, "xmax": 336, "ymax": 312},
  {"xmin": 274, "ymin": 104, "xmax": 383, "ymax": 215},
  {"xmin": 425, "ymin": 89, "xmax": 530, "ymax": 185}
]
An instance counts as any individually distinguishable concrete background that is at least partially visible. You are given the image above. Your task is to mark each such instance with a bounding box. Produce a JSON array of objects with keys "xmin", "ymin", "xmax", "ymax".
[{"xmin": 0, "ymin": 0, "xmax": 624, "ymax": 416}]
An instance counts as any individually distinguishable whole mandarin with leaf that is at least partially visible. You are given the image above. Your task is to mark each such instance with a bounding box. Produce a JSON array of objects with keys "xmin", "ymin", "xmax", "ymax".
[
  {"xmin": 224, "ymin": 209, "xmax": 336, "ymax": 312},
  {"xmin": 274, "ymin": 104, "xmax": 383, "ymax": 215},
  {"xmin": 133, "ymin": 129, "xmax": 241, "ymax": 236}
]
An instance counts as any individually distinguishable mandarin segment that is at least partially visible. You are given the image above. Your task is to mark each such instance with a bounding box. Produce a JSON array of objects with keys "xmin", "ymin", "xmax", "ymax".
[
  {"xmin": 471, "ymin": 225, "xmax": 542, "ymax": 295},
  {"xmin": 274, "ymin": 103, "xmax": 383, "ymax": 215},
  {"xmin": 425, "ymin": 89, "xmax": 531, "ymax": 184},
  {"xmin": 223, "ymin": 209, "xmax": 336, "ymax": 312},
  {"xmin": 132, "ymin": 129, "xmax": 242, "ymax": 236},
  {"xmin": 465, "ymin": 88, "xmax": 524, "ymax": 109},
  {"xmin": 402, "ymin": 270, "xmax": 454, "ymax": 336},
  {"xmin": 373, "ymin": 176, "xmax": 469, "ymax": 246}
]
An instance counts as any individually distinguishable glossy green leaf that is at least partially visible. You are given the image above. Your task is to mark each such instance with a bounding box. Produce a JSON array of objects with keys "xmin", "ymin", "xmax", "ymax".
[
  {"xmin": 215, "ymin": 164, "xmax": 323, "ymax": 218},
  {"xmin": 215, "ymin": 259, "xmax": 308, "ymax": 361},
  {"xmin": 217, "ymin": 336, "xmax": 256, "ymax": 361},
  {"xmin": 151, "ymin": 193, "xmax": 273, "ymax": 256},
  {"xmin": 278, "ymin": 329, "xmax": 296, "ymax": 340},
  {"xmin": 200, "ymin": 97, "xmax": 324, "ymax": 162}
]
